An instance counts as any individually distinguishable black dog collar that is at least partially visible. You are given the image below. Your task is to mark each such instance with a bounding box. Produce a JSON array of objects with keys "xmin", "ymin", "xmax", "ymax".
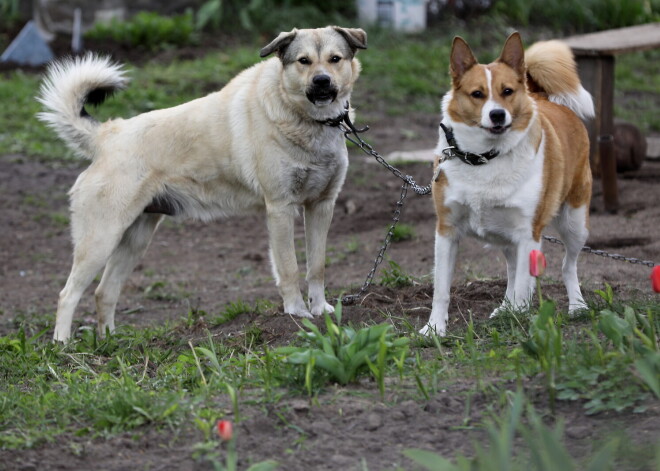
[
  {"xmin": 317, "ymin": 103, "xmax": 350, "ymax": 127},
  {"xmin": 439, "ymin": 123, "xmax": 499, "ymax": 166}
]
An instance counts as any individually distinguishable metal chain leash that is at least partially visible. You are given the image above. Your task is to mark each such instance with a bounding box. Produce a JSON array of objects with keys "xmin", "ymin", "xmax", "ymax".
[
  {"xmin": 339, "ymin": 116, "xmax": 433, "ymax": 196},
  {"xmin": 342, "ymin": 182, "xmax": 409, "ymax": 304},
  {"xmin": 335, "ymin": 114, "xmax": 657, "ymax": 304},
  {"xmin": 542, "ymin": 235, "xmax": 656, "ymax": 267},
  {"xmin": 338, "ymin": 115, "xmax": 432, "ymax": 304}
]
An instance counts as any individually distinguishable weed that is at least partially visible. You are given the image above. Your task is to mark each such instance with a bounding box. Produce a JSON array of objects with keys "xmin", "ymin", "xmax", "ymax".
[
  {"xmin": 212, "ymin": 299, "xmax": 272, "ymax": 325},
  {"xmin": 143, "ymin": 280, "xmax": 191, "ymax": 302},
  {"xmin": 519, "ymin": 301, "xmax": 563, "ymax": 412},
  {"xmin": 404, "ymin": 391, "xmax": 619, "ymax": 471},
  {"xmin": 555, "ymin": 304, "xmax": 660, "ymax": 413},
  {"xmin": 275, "ymin": 302, "xmax": 409, "ymax": 395},
  {"xmin": 378, "ymin": 260, "xmax": 415, "ymax": 288},
  {"xmin": 390, "ymin": 223, "xmax": 415, "ymax": 242}
]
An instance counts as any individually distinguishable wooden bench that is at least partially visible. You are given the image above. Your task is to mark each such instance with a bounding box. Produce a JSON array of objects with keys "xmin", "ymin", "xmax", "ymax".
[{"xmin": 562, "ymin": 23, "xmax": 660, "ymax": 213}]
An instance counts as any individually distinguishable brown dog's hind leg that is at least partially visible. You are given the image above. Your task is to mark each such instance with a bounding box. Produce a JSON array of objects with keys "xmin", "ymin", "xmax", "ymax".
[{"xmin": 94, "ymin": 213, "xmax": 163, "ymax": 337}]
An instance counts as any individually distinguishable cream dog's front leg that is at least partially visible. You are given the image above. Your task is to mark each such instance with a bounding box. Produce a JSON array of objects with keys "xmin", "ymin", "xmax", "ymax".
[
  {"xmin": 266, "ymin": 204, "xmax": 312, "ymax": 318},
  {"xmin": 304, "ymin": 199, "xmax": 336, "ymax": 316}
]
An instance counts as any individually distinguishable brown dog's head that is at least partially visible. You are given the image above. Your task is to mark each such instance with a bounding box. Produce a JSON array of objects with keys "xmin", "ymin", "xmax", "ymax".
[
  {"xmin": 446, "ymin": 32, "xmax": 534, "ymax": 141},
  {"xmin": 260, "ymin": 26, "xmax": 367, "ymax": 118}
]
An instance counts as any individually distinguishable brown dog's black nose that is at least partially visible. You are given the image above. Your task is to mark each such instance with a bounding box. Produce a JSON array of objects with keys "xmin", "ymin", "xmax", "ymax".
[
  {"xmin": 312, "ymin": 74, "xmax": 331, "ymax": 87},
  {"xmin": 490, "ymin": 109, "xmax": 506, "ymax": 125}
]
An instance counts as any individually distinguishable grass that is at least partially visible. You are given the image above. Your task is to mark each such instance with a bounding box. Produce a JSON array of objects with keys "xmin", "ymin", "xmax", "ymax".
[{"xmin": 0, "ymin": 291, "xmax": 658, "ymax": 468}]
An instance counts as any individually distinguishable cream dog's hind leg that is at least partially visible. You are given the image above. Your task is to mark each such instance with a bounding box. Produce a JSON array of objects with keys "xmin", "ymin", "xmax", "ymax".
[
  {"xmin": 54, "ymin": 216, "xmax": 139, "ymax": 341},
  {"xmin": 94, "ymin": 213, "xmax": 163, "ymax": 336},
  {"xmin": 53, "ymin": 167, "xmax": 153, "ymax": 341}
]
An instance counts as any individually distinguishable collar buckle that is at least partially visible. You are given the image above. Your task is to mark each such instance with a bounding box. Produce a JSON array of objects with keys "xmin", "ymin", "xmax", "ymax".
[{"xmin": 438, "ymin": 123, "xmax": 499, "ymax": 166}]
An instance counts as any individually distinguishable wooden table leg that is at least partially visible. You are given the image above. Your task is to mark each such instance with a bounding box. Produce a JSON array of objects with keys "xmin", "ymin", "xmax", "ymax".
[
  {"xmin": 598, "ymin": 55, "xmax": 619, "ymax": 213},
  {"xmin": 575, "ymin": 54, "xmax": 620, "ymax": 213}
]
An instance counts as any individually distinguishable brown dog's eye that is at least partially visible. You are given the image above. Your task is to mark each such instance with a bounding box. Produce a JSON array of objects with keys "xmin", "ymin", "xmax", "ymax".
[
  {"xmin": 502, "ymin": 88, "xmax": 514, "ymax": 96},
  {"xmin": 298, "ymin": 57, "xmax": 311, "ymax": 65},
  {"xmin": 329, "ymin": 56, "xmax": 342, "ymax": 63},
  {"xmin": 471, "ymin": 90, "xmax": 484, "ymax": 99}
]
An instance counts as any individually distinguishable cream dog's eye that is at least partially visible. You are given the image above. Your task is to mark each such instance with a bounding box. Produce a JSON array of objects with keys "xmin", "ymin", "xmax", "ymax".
[
  {"xmin": 471, "ymin": 90, "xmax": 484, "ymax": 99},
  {"xmin": 502, "ymin": 88, "xmax": 514, "ymax": 96},
  {"xmin": 298, "ymin": 57, "xmax": 311, "ymax": 65},
  {"xmin": 330, "ymin": 56, "xmax": 342, "ymax": 63}
]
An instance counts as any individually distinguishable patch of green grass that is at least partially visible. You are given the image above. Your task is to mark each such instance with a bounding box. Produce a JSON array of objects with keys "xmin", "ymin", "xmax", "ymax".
[
  {"xmin": 614, "ymin": 50, "xmax": 660, "ymax": 133},
  {"xmin": 390, "ymin": 223, "xmax": 416, "ymax": 242},
  {"xmin": 0, "ymin": 46, "xmax": 261, "ymax": 162},
  {"xmin": 85, "ymin": 11, "xmax": 196, "ymax": 51},
  {"xmin": 379, "ymin": 260, "xmax": 416, "ymax": 288},
  {"xmin": 405, "ymin": 391, "xmax": 621, "ymax": 471},
  {"xmin": 211, "ymin": 299, "xmax": 273, "ymax": 325},
  {"xmin": 0, "ymin": 285, "xmax": 658, "ymax": 471},
  {"xmin": 143, "ymin": 280, "xmax": 192, "ymax": 302}
]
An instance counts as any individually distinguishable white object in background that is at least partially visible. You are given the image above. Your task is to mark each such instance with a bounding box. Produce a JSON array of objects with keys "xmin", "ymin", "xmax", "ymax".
[{"xmin": 357, "ymin": 0, "xmax": 428, "ymax": 32}]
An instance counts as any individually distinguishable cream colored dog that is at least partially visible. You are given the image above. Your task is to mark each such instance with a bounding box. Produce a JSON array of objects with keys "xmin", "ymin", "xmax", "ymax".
[{"xmin": 37, "ymin": 26, "xmax": 367, "ymax": 342}]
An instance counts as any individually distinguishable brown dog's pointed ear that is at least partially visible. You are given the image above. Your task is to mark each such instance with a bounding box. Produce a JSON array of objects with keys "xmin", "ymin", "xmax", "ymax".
[
  {"xmin": 260, "ymin": 29, "xmax": 298, "ymax": 58},
  {"xmin": 497, "ymin": 32, "xmax": 525, "ymax": 75},
  {"xmin": 450, "ymin": 36, "xmax": 478, "ymax": 83},
  {"xmin": 332, "ymin": 26, "xmax": 368, "ymax": 54}
]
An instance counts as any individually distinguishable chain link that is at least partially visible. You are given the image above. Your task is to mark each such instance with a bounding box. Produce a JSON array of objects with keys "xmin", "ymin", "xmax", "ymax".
[
  {"xmin": 338, "ymin": 118, "xmax": 431, "ymax": 304},
  {"xmin": 342, "ymin": 182, "xmax": 409, "ymax": 304},
  {"xmin": 542, "ymin": 235, "xmax": 656, "ymax": 268},
  {"xmin": 339, "ymin": 120, "xmax": 432, "ymax": 196},
  {"xmin": 337, "ymin": 117, "xmax": 657, "ymax": 305}
]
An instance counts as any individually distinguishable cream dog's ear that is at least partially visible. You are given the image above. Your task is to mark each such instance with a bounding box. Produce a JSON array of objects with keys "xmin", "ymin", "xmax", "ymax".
[
  {"xmin": 259, "ymin": 29, "xmax": 298, "ymax": 58},
  {"xmin": 332, "ymin": 26, "xmax": 368, "ymax": 54}
]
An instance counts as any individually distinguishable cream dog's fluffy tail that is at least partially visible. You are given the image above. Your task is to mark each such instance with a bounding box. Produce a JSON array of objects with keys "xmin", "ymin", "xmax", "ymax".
[
  {"xmin": 37, "ymin": 54, "xmax": 127, "ymax": 159},
  {"xmin": 525, "ymin": 40, "xmax": 594, "ymax": 120}
]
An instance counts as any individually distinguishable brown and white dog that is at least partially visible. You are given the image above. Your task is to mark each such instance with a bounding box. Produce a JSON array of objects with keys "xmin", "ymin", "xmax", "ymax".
[{"xmin": 421, "ymin": 33, "xmax": 594, "ymax": 335}]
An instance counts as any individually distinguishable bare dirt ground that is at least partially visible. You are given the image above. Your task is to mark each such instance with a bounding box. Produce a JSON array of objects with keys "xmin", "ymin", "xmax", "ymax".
[
  {"xmin": 1, "ymin": 34, "xmax": 659, "ymax": 471},
  {"xmin": 2, "ymin": 142, "xmax": 660, "ymax": 470}
]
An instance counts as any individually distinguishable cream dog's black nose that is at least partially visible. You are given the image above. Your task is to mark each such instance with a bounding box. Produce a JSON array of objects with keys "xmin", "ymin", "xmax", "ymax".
[{"xmin": 312, "ymin": 74, "xmax": 331, "ymax": 87}]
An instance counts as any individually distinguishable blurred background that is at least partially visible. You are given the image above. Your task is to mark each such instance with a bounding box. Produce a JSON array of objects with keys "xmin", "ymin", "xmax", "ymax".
[{"xmin": 0, "ymin": 0, "xmax": 658, "ymax": 163}]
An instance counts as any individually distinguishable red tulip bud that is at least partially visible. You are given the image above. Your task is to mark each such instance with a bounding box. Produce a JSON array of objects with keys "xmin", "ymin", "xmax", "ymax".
[
  {"xmin": 529, "ymin": 250, "xmax": 546, "ymax": 277},
  {"xmin": 652, "ymin": 266, "xmax": 660, "ymax": 293},
  {"xmin": 217, "ymin": 420, "xmax": 233, "ymax": 441}
]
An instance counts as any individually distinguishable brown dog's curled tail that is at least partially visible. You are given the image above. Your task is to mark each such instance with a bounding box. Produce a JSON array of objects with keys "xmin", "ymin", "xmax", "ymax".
[{"xmin": 525, "ymin": 40, "xmax": 595, "ymax": 120}]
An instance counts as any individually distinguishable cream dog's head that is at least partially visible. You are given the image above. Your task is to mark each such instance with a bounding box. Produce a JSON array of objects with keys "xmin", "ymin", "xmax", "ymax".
[{"xmin": 260, "ymin": 26, "xmax": 367, "ymax": 119}]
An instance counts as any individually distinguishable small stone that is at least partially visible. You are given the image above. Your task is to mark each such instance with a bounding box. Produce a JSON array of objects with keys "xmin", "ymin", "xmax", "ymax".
[
  {"xmin": 565, "ymin": 424, "xmax": 591, "ymax": 440},
  {"xmin": 291, "ymin": 399, "xmax": 310, "ymax": 413},
  {"xmin": 330, "ymin": 454, "xmax": 353, "ymax": 466},
  {"xmin": 365, "ymin": 412, "xmax": 382, "ymax": 431},
  {"xmin": 345, "ymin": 199, "xmax": 359, "ymax": 215}
]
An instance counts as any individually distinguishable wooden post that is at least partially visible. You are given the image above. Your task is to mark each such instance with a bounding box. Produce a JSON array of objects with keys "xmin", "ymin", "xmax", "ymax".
[
  {"xmin": 575, "ymin": 55, "xmax": 601, "ymax": 173},
  {"xmin": 575, "ymin": 54, "xmax": 619, "ymax": 212},
  {"xmin": 598, "ymin": 55, "xmax": 619, "ymax": 213}
]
